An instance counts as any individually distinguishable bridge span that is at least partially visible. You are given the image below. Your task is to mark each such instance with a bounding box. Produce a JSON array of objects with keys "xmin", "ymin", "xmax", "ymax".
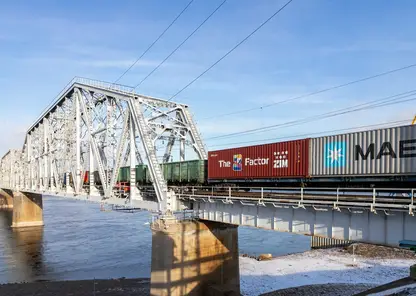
[
  {"xmin": 178, "ymin": 186, "xmax": 416, "ymax": 246},
  {"xmin": 1, "ymin": 77, "xmax": 415, "ymax": 295}
]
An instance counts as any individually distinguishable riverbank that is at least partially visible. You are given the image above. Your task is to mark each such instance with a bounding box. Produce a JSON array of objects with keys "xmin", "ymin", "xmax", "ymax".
[
  {"xmin": 1, "ymin": 245, "xmax": 414, "ymax": 296},
  {"xmin": 0, "ymin": 278, "xmax": 150, "ymax": 296},
  {"xmin": 240, "ymin": 245, "xmax": 416, "ymax": 295}
]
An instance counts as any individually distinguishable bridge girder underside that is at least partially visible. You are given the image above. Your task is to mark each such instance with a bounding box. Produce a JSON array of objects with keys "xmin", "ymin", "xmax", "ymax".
[{"xmin": 0, "ymin": 78, "xmax": 207, "ymax": 213}]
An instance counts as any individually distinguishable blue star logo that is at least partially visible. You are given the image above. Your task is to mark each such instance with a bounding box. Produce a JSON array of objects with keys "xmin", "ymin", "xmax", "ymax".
[{"xmin": 325, "ymin": 142, "xmax": 346, "ymax": 167}]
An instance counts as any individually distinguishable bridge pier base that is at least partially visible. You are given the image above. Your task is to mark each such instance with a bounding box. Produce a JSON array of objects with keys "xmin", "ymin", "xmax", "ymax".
[
  {"xmin": 12, "ymin": 191, "xmax": 44, "ymax": 228},
  {"xmin": 0, "ymin": 189, "xmax": 13, "ymax": 209},
  {"xmin": 150, "ymin": 218, "xmax": 240, "ymax": 296}
]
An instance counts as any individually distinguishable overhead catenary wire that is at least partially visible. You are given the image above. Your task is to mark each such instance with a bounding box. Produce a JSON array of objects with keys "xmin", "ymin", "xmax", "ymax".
[
  {"xmin": 133, "ymin": 0, "xmax": 228, "ymax": 90},
  {"xmin": 201, "ymin": 62, "xmax": 416, "ymax": 120},
  {"xmin": 113, "ymin": 0, "xmax": 195, "ymax": 84},
  {"xmin": 167, "ymin": 0, "xmax": 295, "ymax": 101},
  {"xmin": 205, "ymin": 89, "xmax": 416, "ymax": 140},
  {"xmin": 207, "ymin": 119, "xmax": 410, "ymax": 148},
  {"xmin": 206, "ymin": 93, "xmax": 416, "ymax": 140}
]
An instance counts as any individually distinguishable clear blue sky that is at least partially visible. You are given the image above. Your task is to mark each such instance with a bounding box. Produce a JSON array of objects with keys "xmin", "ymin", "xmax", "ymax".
[{"xmin": 1, "ymin": 0, "xmax": 416, "ymax": 156}]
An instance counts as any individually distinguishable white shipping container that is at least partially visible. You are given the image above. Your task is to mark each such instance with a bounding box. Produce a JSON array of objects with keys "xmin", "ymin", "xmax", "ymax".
[{"xmin": 311, "ymin": 125, "xmax": 416, "ymax": 176}]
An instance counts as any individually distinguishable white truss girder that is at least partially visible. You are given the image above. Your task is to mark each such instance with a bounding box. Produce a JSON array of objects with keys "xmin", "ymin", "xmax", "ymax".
[{"xmin": 0, "ymin": 77, "xmax": 207, "ymax": 213}]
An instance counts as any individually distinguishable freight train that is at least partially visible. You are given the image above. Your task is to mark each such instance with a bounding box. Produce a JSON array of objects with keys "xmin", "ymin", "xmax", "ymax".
[{"xmin": 83, "ymin": 124, "xmax": 416, "ymax": 189}]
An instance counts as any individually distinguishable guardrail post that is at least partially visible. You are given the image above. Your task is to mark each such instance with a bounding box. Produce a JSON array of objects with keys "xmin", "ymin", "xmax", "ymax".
[
  {"xmin": 192, "ymin": 186, "xmax": 195, "ymax": 196},
  {"xmin": 298, "ymin": 187, "xmax": 304, "ymax": 208},
  {"xmin": 229, "ymin": 187, "xmax": 231, "ymax": 198},
  {"xmin": 211, "ymin": 186, "xmax": 214, "ymax": 197},
  {"xmin": 261, "ymin": 187, "xmax": 263, "ymax": 199},
  {"xmin": 371, "ymin": 188, "xmax": 377, "ymax": 213},
  {"xmin": 334, "ymin": 188, "xmax": 340, "ymax": 210},
  {"xmin": 410, "ymin": 189, "xmax": 414, "ymax": 216}
]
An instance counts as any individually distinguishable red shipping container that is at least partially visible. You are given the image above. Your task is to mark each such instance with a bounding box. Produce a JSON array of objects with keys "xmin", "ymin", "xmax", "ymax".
[{"xmin": 208, "ymin": 139, "xmax": 310, "ymax": 179}]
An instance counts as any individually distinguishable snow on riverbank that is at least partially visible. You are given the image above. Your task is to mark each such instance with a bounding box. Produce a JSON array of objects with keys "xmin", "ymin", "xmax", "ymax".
[{"xmin": 240, "ymin": 249, "xmax": 416, "ymax": 296}]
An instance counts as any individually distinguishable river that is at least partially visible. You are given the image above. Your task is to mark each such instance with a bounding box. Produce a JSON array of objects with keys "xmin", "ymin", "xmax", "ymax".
[{"xmin": 0, "ymin": 196, "xmax": 310, "ymax": 284}]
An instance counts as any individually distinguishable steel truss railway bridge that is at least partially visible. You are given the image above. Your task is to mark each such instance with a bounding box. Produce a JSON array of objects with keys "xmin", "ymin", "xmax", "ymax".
[{"xmin": 0, "ymin": 77, "xmax": 415, "ymax": 295}]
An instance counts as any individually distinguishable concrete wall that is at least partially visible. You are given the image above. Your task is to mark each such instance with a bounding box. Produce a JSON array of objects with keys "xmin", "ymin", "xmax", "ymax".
[
  {"xmin": 192, "ymin": 201, "xmax": 416, "ymax": 246},
  {"xmin": 150, "ymin": 218, "xmax": 240, "ymax": 296},
  {"xmin": 11, "ymin": 191, "xmax": 43, "ymax": 228},
  {"xmin": 0, "ymin": 189, "xmax": 13, "ymax": 209}
]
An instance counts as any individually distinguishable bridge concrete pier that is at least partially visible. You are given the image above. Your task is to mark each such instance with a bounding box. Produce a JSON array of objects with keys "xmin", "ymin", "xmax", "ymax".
[
  {"xmin": 11, "ymin": 191, "xmax": 43, "ymax": 228},
  {"xmin": 0, "ymin": 189, "xmax": 13, "ymax": 209},
  {"xmin": 150, "ymin": 218, "xmax": 240, "ymax": 296}
]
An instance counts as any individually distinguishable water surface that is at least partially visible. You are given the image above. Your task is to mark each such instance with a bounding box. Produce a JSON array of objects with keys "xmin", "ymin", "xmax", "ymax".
[{"xmin": 0, "ymin": 196, "xmax": 310, "ymax": 284}]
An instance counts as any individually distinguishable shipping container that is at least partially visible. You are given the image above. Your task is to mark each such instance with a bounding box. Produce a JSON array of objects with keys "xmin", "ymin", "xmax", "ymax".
[
  {"xmin": 208, "ymin": 139, "xmax": 310, "ymax": 180},
  {"xmin": 311, "ymin": 125, "xmax": 416, "ymax": 176}
]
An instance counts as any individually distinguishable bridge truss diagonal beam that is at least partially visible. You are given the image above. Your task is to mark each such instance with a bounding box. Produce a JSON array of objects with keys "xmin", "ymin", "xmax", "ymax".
[{"xmin": 0, "ymin": 77, "xmax": 207, "ymax": 213}]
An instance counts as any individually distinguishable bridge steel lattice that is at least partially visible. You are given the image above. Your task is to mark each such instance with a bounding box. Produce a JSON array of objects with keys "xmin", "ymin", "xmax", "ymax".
[{"xmin": 0, "ymin": 77, "xmax": 207, "ymax": 213}]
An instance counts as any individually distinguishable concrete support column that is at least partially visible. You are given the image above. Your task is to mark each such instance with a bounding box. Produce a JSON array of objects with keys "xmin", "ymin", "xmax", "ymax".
[
  {"xmin": 150, "ymin": 218, "xmax": 240, "ymax": 296},
  {"xmin": 0, "ymin": 189, "xmax": 13, "ymax": 209},
  {"xmin": 12, "ymin": 191, "xmax": 44, "ymax": 228}
]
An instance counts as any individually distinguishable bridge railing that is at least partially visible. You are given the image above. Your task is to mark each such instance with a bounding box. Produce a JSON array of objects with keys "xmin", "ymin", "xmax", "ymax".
[
  {"xmin": 75, "ymin": 77, "xmax": 135, "ymax": 94},
  {"xmin": 176, "ymin": 186, "xmax": 415, "ymax": 215}
]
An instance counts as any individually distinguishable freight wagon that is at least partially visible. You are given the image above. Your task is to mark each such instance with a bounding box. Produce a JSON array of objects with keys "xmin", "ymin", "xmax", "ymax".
[
  {"xmin": 89, "ymin": 160, "xmax": 207, "ymax": 187},
  {"xmin": 83, "ymin": 124, "xmax": 416, "ymax": 190}
]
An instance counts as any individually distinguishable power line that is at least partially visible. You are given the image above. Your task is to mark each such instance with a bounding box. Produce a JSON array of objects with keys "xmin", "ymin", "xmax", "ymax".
[
  {"xmin": 207, "ymin": 120, "xmax": 410, "ymax": 148},
  {"xmin": 201, "ymin": 63, "xmax": 416, "ymax": 120},
  {"xmin": 206, "ymin": 90, "xmax": 416, "ymax": 140},
  {"xmin": 113, "ymin": 0, "xmax": 195, "ymax": 84},
  {"xmin": 167, "ymin": 0, "xmax": 295, "ymax": 101},
  {"xmin": 253, "ymin": 93, "xmax": 416, "ymax": 136},
  {"xmin": 133, "ymin": 0, "xmax": 228, "ymax": 90},
  {"xmin": 207, "ymin": 92, "xmax": 416, "ymax": 140},
  {"xmin": 205, "ymin": 89, "xmax": 416, "ymax": 140}
]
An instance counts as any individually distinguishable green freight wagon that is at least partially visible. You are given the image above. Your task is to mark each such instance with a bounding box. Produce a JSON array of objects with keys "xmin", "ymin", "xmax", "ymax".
[
  {"xmin": 183, "ymin": 160, "xmax": 206, "ymax": 184},
  {"xmin": 114, "ymin": 159, "xmax": 207, "ymax": 185},
  {"xmin": 135, "ymin": 164, "xmax": 149, "ymax": 185},
  {"xmin": 117, "ymin": 166, "xmax": 130, "ymax": 182},
  {"xmin": 162, "ymin": 160, "xmax": 206, "ymax": 184}
]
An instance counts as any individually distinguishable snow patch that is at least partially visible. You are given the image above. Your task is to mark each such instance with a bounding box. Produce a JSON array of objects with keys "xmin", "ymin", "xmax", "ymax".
[{"xmin": 240, "ymin": 249, "xmax": 416, "ymax": 296}]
